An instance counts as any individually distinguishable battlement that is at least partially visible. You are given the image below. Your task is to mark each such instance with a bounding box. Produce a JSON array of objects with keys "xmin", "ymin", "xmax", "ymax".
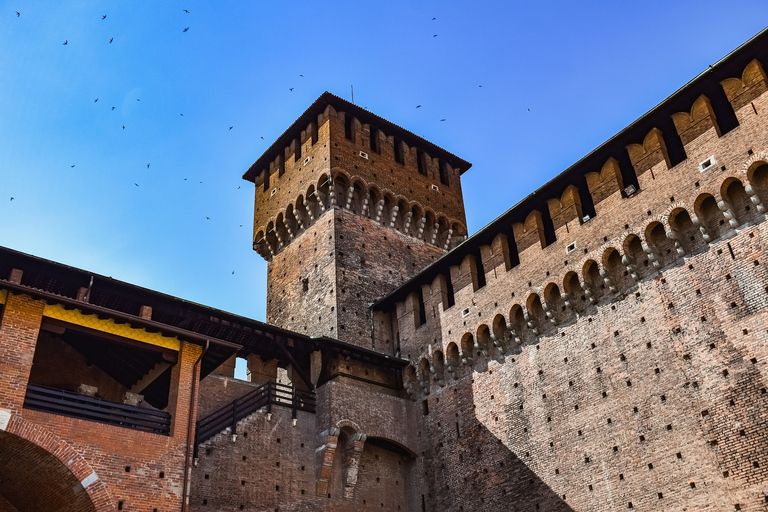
[{"xmin": 246, "ymin": 92, "xmax": 472, "ymax": 261}]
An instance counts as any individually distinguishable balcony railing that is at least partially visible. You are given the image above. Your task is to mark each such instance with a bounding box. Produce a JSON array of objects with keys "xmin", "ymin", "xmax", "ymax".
[
  {"xmin": 24, "ymin": 384, "xmax": 171, "ymax": 435},
  {"xmin": 195, "ymin": 381, "xmax": 315, "ymax": 454}
]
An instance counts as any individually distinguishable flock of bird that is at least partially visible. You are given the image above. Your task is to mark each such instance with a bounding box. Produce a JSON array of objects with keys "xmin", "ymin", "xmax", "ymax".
[{"xmin": 7, "ymin": 9, "xmax": 496, "ymax": 276}]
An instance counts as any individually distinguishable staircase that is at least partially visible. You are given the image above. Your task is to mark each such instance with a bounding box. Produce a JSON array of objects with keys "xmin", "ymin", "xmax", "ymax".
[{"xmin": 194, "ymin": 381, "xmax": 315, "ymax": 455}]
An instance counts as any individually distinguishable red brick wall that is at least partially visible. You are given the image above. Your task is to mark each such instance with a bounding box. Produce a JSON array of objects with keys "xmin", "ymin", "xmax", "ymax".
[
  {"xmin": 384, "ymin": 58, "xmax": 768, "ymax": 511},
  {"xmin": 0, "ymin": 293, "xmax": 44, "ymax": 413},
  {"xmin": 0, "ymin": 295, "xmax": 204, "ymax": 512}
]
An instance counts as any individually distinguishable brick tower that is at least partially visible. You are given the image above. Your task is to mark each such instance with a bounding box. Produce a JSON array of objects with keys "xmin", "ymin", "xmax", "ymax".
[{"xmin": 244, "ymin": 92, "xmax": 471, "ymax": 350}]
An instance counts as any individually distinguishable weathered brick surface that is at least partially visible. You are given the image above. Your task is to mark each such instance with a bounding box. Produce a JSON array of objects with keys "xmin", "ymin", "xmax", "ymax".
[{"xmin": 382, "ymin": 58, "xmax": 768, "ymax": 511}]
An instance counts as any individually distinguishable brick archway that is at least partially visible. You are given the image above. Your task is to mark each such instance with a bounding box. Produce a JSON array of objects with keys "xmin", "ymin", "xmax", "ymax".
[{"xmin": 0, "ymin": 414, "xmax": 114, "ymax": 511}]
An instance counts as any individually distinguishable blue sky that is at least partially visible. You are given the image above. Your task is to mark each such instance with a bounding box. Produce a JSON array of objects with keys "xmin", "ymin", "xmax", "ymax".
[{"xmin": 2, "ymin": 1, "xmax": 768, "ymax": 323}]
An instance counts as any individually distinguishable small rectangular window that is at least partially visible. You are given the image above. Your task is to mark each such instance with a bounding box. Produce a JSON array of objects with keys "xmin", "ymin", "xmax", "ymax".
[{"xmin": 369, "ymin": 127, "xmax": 379, "ymax": 153}]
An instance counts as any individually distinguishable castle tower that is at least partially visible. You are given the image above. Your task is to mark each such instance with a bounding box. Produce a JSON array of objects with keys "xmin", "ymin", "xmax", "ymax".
[{"xmin": 244, "ymin": 92, "xmax": 471, "ymax": 350}]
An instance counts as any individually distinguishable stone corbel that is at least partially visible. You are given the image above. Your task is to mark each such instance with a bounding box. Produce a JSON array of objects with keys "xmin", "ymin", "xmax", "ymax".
[
  {"xmin": 598, "ymin": 268, "xmax": 618, "ymax": 293},
  {"xmin": 690, "ymin": 215, "xmax": 711, "ymax": 243},
  {"xmin": 717, "ymin": 200, "xmax": 739, "ymax": 229},
  {"xmin": 745, "ymin": 184, "xmax": 766, "ymax": 214},
  {"xmin": 666, "ymin": 228, "xmax": 685, "ymax": 257},
  {"xmin": 621, "ymin": 254, "xmax": 639, "ymax": 282},
  {"xmin": 641, "ymin": 242, "xmax": 661, "ymax": 269}
]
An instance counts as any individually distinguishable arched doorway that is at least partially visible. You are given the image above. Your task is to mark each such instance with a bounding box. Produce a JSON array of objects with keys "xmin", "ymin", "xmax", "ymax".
[{"xmin": 0, "ymin": 431, "xmax": 96, "ymax": 512}]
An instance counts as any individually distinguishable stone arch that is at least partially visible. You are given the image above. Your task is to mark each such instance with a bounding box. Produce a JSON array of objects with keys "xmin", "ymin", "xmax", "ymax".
[
  {"xmin": 402, "ymin": 365, "xmax": 419, "ymax": 398},
  {"xmin": 601, "ymin": 247, "xmax": 629, "ymax": 293},
  {"xmin": 333, "ymin": 173, "xmax": 350, "ymax": 209},
  {"xmin": 423, "ymin": 210, "xmax": 438, "ymax": 244},
  {"xmin": 284, "ymin": 204, "xmax": 300, "ymax": 236},
  {"xmin": 491, "ymin": 314, "xmax": 508, "ymax": 352},
  {"xmin": 508, "ymin": 304, "xmax": 525, "ymax": 344},
  {"xmin": 0, "ymin": 415, "xmax": 114, "ymax": 511},
  {"xmin": 254, "ymin": 229, "xmax": 270, "ymax": 259},
  {"xmin": 644, "ymin": 220, "xmax": 676, "ymax": 268},
  {"xmin": 265, "ymin": 220, "xmax": 279, "ymax": 254},
  {"xmin": 417, "ymin": 357, "xmax": 431, "ymax": 394},
  {"xmin": 622, "ymin": 233, "xmax": 650, "ymax": 280},
  {"xmin": 275, "ymin": 212, "xmax": 289, "ymax": 248},
  {"xmin": 721, "ymin": 176, "xmax": 757, "ymax": 225},
  {"xmin": 475, "ymin": 324, "xmax": 492, "ymax": 356},
  {"xmin": 445, "ymin": 342, "xmax": 460, "ymax": 374},
  {"xmin": 525, "ymin": 293, "xmax": 546, "ymax": 332},
  {"xmin": 668, "ymin": 206, "xmax": 703, "ymax": 255},
  {"xmin": 393, "ymin": 198, "xmax": 409, "ymax": 232},
  {"xmin": 694, "ymin": 192, "xmax": 728, "ymax": 240},
  {"xmin": 367, "ymin": 186, "xmax": 383, "ymax": 220},
  {"xmin": 305, "ymin": 184, "xmax": 321, "ymax": 220},
  {"xmin": 543, "ymin": 282, "xmax": 566, "ymax": 324},
  {"xmin": 581, "ymin": 259, "xmax": 603, "ymax": 303},
  {"xmin": 459, "ymin": 333, "xmax": 475, "ymax": 364},
  {"xmin": 436, "ymin": 216, "xmax": 451, "ymax": 249},
  {"xmin": 747, "ymin": 161, "xmax": 768, "ymax": 207},
  {"xmin": 404, "ymin": 203, "xmax": 422, "ymax": 238},
  {"xmin": 562, "ymin": 271, "xmax": 585, "ymax": 312},
  {"xmin": 294, "ymin": 194, "xmax": 310, "ymax": 230},
  {"xmin": 317, "ymin": 174, "xmax": 332, "ymax": 210},
  {"xmin": 431, "ymin": 350, "xmax": 445, "ymax": 384}
]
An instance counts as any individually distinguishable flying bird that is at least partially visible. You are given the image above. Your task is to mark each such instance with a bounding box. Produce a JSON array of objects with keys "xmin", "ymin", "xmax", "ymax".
[
  {"xmin": 416, "ymin": 105, "xmax": 421, "ymax": 108},
  {"xmin": 184, "ymin": 9, "xmax": 190, "ymax": 13},
  {"xmin": 9, "ymin": 197, "xmax": 13, "ymax": 201},
  {"xmin": 147, "ymin": 163, "xmax": 150, "ymax": 169},
  {"xmin": 289, "ymin": 88, "xmax": 294, "ymax": 91},
  {"xmin": 180, "ymin": 113, "xmax": 184, "ymax": 116},
  {"xmin": 15, "ymin": 11, "xmax": 20, "ymax": 17},
  {"xmin": 440, "ymin": 119, "xmax": 446, "ymax": 121},
  {"xmin": 122, "ymin": 125, "xmax": 125, "ymax": 129},
  {"xmin": 300, "ymin": 74, "xmax": 304, "ymax": 77},
  {"xmin": 94, "ymin": 98, "xmax": 98, "ymax": 102},
  {"xmin": 527, "ymin": 108, "xmax": 530, "ymax": 112},
  {"xmin": 232, "ymin": 271, "xmax": 235, "ymax": 275},
  {"xmin": 237, "ymin": 186, "xmax": 241, "ymax": 189},
  {"xmin": 70, "ymin": 165, "xmax": 75, "ymax": 168},
  {"xmin": 134, "ymin": 183, "xmax": 139, "ymax": 187},
  {"xmin": 136, "ymin": 98, "xmax": 140, "ymax": 101},
  {"xmin": 101, "ymin": 15, "xmax": 106, "ymax": 20},
  {"xmin": 260, "ymin": 136, "xmax": 264, "ymax": 140},
  {"xmin": 111, "ymin": 106, "xmax": 115, "ymax": 110},
  {"xmin": 433, "ymin": 34, "xmax": 438, "ymax": 37},
  {"xmin": 229, "ymin": 126, "xmax": 233, "ymax": 130},
  {"xmin": 206, "ymin": 216, "xmax": 210, "ymax": 220},
  {"xmin": 63, "ymin": 40, "xmax": 68, "ymax": 45},
  {"xmin": 478, "ymin": 85, "xmax": 482, "ymax": 88},
  {"xmin": 183, "ymin": 27, "xmax": 189, "ymax": 32},
  {"xmin": 432, "ymin": 17, "xmax": 436, "ymax": 20},
  {"xmin": 109, "ymin": 38, "xmax": 113, "ymax": 43},
  {"xmin": 184, "ymin": 178, "xmax": 188, "ymax": 181}
]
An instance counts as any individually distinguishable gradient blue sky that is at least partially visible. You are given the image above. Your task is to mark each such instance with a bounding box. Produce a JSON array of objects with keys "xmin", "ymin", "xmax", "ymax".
[{"xmin": 2, "ymin": 1, "xmax": 768, "ymax": 323}]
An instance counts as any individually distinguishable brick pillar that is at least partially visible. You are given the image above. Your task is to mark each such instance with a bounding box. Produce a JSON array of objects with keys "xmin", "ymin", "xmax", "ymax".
[
  {"xmin": 166, "ymin": 341, "xmax": 203, "ymax": 439},
  {"xmin": 0, "ymin": 293, "xmax": 45, "ymax": 414}
]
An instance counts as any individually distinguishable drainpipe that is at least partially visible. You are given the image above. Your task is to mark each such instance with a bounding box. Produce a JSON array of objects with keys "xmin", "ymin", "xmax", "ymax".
[{"xmin": 181, "ymin": 340, "xmax": 209, "ymax": 512}]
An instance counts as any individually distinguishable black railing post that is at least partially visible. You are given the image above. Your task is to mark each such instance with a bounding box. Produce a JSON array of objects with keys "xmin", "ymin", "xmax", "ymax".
[
  {"xmin": 292, "ymin": 386, "xmax": 297, "ymax": 420},
  {"xmin": 266, "ymin": 382, "xmax": 272, "ymax": 415}
]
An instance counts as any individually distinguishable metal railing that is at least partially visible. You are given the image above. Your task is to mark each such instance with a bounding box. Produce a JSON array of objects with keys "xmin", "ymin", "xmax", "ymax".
[
  {"xmin": 194, "ymin": 381, "xmax": 315, "ymax": 453},
  {"xmin": 24, "ymin": 384, "xmax": 171, "ymax": 435}
]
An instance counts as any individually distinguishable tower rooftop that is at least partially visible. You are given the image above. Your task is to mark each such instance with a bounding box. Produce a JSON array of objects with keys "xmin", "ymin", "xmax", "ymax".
[{"xmin": 242, "ymin": 91, "xmax": 472, "ymax": 183}]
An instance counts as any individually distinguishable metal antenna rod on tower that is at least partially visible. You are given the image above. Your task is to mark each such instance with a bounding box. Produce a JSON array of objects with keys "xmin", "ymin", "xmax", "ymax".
[{"xmin": 351, "ymin": 85, "xmax": 354, "ymax": 104}]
